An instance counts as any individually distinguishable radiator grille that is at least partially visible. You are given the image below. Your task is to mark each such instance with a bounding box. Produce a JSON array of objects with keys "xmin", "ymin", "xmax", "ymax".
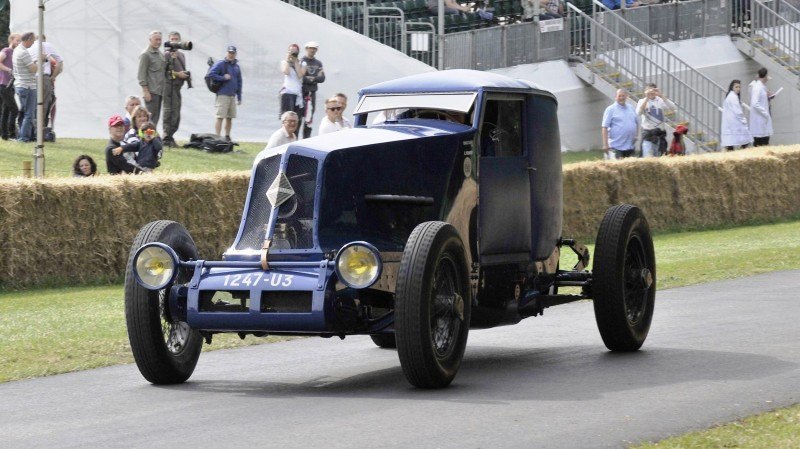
[
  {"xmin": 237, "ymin": 156, "xmax": 281, "ymax": 250},
  {"xmin": 276, "ymin": 154, "xmax": 318, "ymax": 249},
  {"xmin": 236, "ymin": 154, "xmax": 318, "ymax": 251}
]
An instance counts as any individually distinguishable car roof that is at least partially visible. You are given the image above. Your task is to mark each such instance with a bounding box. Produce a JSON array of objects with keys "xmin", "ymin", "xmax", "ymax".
[{"xmin": 358, "ymin": 69, "xmax": 545, "ymax": 96}]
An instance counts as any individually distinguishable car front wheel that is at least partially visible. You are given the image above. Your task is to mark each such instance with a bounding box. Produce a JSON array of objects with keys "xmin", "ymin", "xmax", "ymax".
[
  {"xmin": 125, "ymin": 220, "xmax": 203, "ymax": 384},
  {"xmin": 395, "ymin": 221, "xmax": 471, "ymax": 388}
]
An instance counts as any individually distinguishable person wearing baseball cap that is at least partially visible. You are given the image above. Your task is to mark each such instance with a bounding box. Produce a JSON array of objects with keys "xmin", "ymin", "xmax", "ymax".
[
  {"xmin": 299, "ymin": 40, "xmax": 325, "ymax": 139},
  {"xmin": 208, "ymin": 45, "xmax": 243, "ymax": 141},
  {"xmin": 105, "ymin": 114, "xmax": 138, "ymax": 175}
]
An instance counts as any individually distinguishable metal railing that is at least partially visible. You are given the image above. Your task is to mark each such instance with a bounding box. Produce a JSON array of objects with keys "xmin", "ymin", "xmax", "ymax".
[
  {"xmin": 569, "ymin": 1, "xmax": 723, "ymax": 149},
  {"xmin": 734, "ymin": 0, "xmax": 800, "ymax": 75},
  {"xmin": 776, "ymin": 0, "xmax": 800, "ymax": 21},
  {"xmin": 600, "ymin": 0, "xmax": 730, "ymax": 43},
  {"xmin": 405, "ymin": 21, "xmax": 437, "ymax": 66},
  {"xmin": 442, "ymin": 19, "xmax": 568, "ymax": 70},
  {"xmin": 368, "ymin": 7, "xmax": 406, "ymax": 53},
  {"xmin": 327, "ymin": 0, "xmax": 368, "ymax": 34}
]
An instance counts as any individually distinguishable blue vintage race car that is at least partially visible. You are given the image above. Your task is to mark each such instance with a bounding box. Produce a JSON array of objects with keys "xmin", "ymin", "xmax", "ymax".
[{"xmin": 126, "ymin": 70, "xmax": 656, "ymax": 388}]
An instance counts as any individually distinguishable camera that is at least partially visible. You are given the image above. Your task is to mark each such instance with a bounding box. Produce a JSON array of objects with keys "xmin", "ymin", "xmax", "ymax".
[
  {"xmin": 164, "ymin": 40, "xmax": 193, "ymax": 51},
  {"xmin": 290, "ymin": 51, "xmax": 299, "ymax": 58}
]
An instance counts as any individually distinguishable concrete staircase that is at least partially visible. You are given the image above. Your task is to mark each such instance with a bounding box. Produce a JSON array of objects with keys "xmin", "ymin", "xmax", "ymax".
[
  {"xmin": 566, "ymin": 2, "xmax": 726, "ymax": 153},
  {"xmin": 733, "ymin": 0, "xmax": 800, "ymax": 89}
]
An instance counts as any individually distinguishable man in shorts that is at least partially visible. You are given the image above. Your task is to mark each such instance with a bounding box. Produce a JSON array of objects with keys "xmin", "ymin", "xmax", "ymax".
[{"xmin": 208, "ymin": 45, "xmax": 243, "ymax": 141}]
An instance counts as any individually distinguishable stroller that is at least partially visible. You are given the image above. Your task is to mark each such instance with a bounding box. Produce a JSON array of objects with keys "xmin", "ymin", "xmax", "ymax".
[{"xmin": 668, "ymin": 124, "xmax": 689, "ymax": 156}]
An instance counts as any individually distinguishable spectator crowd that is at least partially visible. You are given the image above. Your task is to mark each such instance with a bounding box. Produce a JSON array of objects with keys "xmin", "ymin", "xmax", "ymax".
[
  {"xmin": 0, "ymin": 21, "xmax": 784, "ymax": 177},
  {"xmin": 601, "ymin": 66, "xmax": 776, "ymax": 159}
]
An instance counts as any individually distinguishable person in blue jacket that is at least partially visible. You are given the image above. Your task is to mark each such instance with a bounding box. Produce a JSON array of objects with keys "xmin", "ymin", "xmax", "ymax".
[
  {"xmin": 208, "ymin": 45, "xmax": 243, "ymax": 142},
  {"xmin": 601, "ymin": 0, "xmax": 639, "ymax": 9}
]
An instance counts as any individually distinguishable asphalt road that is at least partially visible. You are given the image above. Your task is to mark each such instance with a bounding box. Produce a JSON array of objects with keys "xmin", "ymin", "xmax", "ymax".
[{"xmin": 2, "ymin": 270, "xmax": 799, "ymax": 449}]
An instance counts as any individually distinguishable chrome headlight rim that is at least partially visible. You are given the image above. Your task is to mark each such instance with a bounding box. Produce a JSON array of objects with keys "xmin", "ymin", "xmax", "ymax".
[
  {"xmin": 335, "ymin": 241, "xmax": 383, "ymax": 289},
  {"xmin": 132, "ymin": 242, "xmax": 181, "ymax": 290}
]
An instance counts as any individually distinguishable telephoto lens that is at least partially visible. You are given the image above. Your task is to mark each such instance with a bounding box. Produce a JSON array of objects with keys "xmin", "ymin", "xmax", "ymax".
[{"xmin": 165, "ymin": 41, "xmax": 193, "ymax": 51}]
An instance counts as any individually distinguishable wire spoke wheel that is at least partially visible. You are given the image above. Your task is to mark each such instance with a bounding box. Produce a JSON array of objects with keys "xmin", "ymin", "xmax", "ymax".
[
  {"xmin": 623, "ymin": 235, "xmax": 651, "ymax": 325},
  {"xmin": 430, "ymin": 257, "xmax": 464, "ymax": 358},
  {"xmin": 125, "ymin": 220, "xmax": 203, "ymax": 384},
  {"xmin": 396, "ymin": 222, "xmax": 471, "ymax": 389},
  {"xmin": 159, "ymin": 288, "xmax": 190, "ymax": 355}
]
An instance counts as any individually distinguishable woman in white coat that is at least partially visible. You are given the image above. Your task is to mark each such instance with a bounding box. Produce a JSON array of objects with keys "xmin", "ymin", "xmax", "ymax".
[{"xmin": 721, "ymin": 79, "xmax": 751, "ymax": 151}]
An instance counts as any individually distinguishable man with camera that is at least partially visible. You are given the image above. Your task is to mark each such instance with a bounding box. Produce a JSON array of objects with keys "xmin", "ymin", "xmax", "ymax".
[
  {"xmin": 162, "ymin": 31, "xmax": 191, "ymax": 148},
  {"xmin": 300, "ymin": 41, "xmax": 325, "ymax": 139},
  {"xmin": 636, "ymin": 83, "xmax": 675, "ymax": 157},
  {"xmin": 137, "ymin": 31, "xmax": 165, "ymax": 128},
  {"xmin": 279, "ymin": 43, "xmax": 305, "ymax": 122}
]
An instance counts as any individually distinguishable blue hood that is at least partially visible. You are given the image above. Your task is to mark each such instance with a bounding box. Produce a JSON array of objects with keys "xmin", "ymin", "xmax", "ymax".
[{"xmin": 253, "ymin": 120, "xmax": 471, "ymax": 163}]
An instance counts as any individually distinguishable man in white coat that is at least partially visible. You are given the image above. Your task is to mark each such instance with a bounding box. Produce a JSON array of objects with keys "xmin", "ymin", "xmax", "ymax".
[{"xmin": 748, "ymin": 68, "xmax": 773, "ymax": 147}]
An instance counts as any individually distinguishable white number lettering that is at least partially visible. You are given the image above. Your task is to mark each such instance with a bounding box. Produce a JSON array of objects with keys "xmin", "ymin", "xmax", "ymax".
[
  {"xmin": 270, "ymin": 274, "xmax": 282, "ymax": 287},
  {"xmin": 230, "ymin": 274, "xmax": 241, "ymax": 287},
  {"xmin": 282, "ymin": 275, "xmax": 294, "ymax": 287},
  {"xmin": 253, "ymin": 272, "xmax": 264, "ymax": 286},
  {"xmin": 242, "ymin": 273, "xmax": 253, "ymax": 286}
]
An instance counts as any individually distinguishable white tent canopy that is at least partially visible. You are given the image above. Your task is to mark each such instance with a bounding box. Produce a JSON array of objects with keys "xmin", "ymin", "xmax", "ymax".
[{"xmin": 10, "ymin": 0, "xmax": 434, "ymax": 141}]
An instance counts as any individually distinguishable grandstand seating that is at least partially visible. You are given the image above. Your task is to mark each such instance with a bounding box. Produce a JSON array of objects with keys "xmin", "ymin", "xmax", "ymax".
[{"xmin": 284, "ymin": 0, "xmax": 527, "ymax": 35}]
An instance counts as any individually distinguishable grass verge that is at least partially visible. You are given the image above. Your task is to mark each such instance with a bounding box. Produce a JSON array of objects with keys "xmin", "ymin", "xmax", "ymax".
[
  {"xmin": 0, "ymin": 138, "xmax": 264, "ymax": 178},
  {"xmin": 632, "ymin": 406, "xmax": 800, "ymax": 448},
  {"xmin": 0, "ymin": 138, "xmax": 602, "ymax": 178}
]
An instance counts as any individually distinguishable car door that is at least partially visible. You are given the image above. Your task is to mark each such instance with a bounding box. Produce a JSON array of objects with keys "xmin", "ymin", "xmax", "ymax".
[{"xmin": 478, "ymin": 93, "xmax": 532, "ymax": 264}]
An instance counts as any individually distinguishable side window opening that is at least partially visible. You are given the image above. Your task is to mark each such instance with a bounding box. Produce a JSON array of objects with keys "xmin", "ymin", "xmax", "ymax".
[{"xmin": 480, "ymin": 98, "xmax": 524, "ymax": 157}]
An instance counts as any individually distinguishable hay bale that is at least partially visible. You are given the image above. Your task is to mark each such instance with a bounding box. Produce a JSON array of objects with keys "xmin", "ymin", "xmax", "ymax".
[
  {"xmin": 662, "ymin": 156, "xmax": 735, "ymax": 230},
  {"xmin": 563, "ymin": 161, "xmax": 617, "ymax": 238},
  {"xmin": 0, "ymin": 172, "xmax": 250, "ymax": 288},
  {"xmin": 605, "ymin": 159, "xmax": 678, "ymax": 231}
]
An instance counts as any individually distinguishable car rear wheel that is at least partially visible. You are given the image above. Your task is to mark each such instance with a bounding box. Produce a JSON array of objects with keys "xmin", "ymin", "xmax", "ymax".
[
  {"xmin": 125, "ymin": 220, "xmax": 203, "ymax": 384},
  {"xmin": 370, "ymin": 333, "xmax": 397, "ymax": 349},
  {"xmin": 592, "ymin": 204, "xmax": 656, "ymax": 351},
  {"xmin": 395, "ymin": 222, "xmax": 471, "ymax": 388}
]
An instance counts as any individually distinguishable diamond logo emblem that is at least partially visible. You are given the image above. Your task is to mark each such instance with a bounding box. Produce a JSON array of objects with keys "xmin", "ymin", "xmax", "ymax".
[{"xmin": 266, "ymin": 172, "xmax": 295, "ymax": 208}]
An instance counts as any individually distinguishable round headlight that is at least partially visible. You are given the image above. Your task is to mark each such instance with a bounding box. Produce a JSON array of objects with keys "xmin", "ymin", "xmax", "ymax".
[
  {"xmin": 335, "ymin": 242, "xmax": 382, "ymax": 289},
  {"xmin": 133, "ymin": 243, "xmax": 179, "ymax": 290}
]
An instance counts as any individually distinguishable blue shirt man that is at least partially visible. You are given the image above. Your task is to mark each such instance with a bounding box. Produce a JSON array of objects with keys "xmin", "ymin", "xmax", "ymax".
[
  {"xmin": 601, "ymin": 0, "xmax": 639, "ymax": 9},
  {"xmin": 208, "ymin": 45, "xmax": 243, "ymax": 141},
  {"xmin": 602, "ymin": 89, "xmax": 639, "ymax": 159}
]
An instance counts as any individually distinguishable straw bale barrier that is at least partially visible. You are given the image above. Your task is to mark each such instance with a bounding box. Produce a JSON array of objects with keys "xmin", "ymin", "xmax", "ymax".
[
  {"xmin": 1, "ymin": 146, "xmax": 799, "ymax": 288},
  {"xmin": 0, "ymin": 172, "xmax": 250, "ymax": 288},
  {"xmin": 562, "ymin": 146, "xmax": 800, "ymax": 237}
]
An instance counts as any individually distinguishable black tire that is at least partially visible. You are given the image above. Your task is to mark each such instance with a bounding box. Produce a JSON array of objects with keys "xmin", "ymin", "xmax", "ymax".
[
  {"xmin": 592, "ymin": 204, "xmax": 656, "ymax": 351},
  {"xmin": 395, "ymin": 222, "xmax": 471, "ymax": 388},
  {"xmin": 125, "ymin": 220, "xmax": 203, "ymax": 384},
  {"xmin": 370, "ymin": 333, "xmax": 397, "ymax": 349}
]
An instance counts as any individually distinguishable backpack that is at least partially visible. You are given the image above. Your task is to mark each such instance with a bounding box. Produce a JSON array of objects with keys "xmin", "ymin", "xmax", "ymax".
[
  {"xmin": 183, "ymin": 133, "xmax": 235, "ymax": 153},
  {"xmin": 204, "ymin": 58, "xmax": 227, "ymax": 93}
]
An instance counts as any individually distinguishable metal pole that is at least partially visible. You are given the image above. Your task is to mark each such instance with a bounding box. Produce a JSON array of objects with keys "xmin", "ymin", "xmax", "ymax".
[
  {"xmin": 34, "ymin": 0, "xmax": 45, "ymax": 178},
  {"xmin": 437, "ymin": 0, "xmax": 444, "ymax": 69},
  {"xmin": 363, "ymin": 1, "xmax": 369, "ymax": 36}
]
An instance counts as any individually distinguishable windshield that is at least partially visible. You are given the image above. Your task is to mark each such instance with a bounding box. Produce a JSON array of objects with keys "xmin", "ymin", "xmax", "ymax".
[{"xmin": 354, "ymin": 93, "xmax": 477, "ymax": 115}]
